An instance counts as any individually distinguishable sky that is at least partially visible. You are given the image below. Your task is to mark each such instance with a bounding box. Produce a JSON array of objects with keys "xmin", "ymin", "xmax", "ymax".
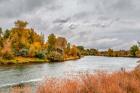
[{"xmin": 0, "ymin": 0, "xmax": 140, "ymax": 50}]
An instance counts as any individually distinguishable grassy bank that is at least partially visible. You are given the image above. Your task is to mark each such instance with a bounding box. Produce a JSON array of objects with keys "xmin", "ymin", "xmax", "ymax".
[
  {"xmin": 0, "ymin": 56, "xmax": 80, "ymax": 65},
  {"xmin": 0, "ymin": 57, "xmax": 48, "ymax": 65},
  {"xmin": 37, "ymin": 67, "xmax": 140, "ymax": 93}
]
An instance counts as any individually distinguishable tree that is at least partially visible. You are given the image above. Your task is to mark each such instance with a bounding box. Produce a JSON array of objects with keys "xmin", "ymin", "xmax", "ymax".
[
  {"xmin": 8, "ymin": 21, "xmax": 43, "ymax": 54},
  {"xmin": 136, "ymin": 50, "xmax": 140, "ymax": 57},
  {"xmin": 17, "ymin": 48, "xmax": 29, "ymax": 57},
  {"xmin": 64, "ymin": 43, "xmax": 71, "ymax": 55},
  {"xmin": 0, "ymin": 27, "xmax": 3, "ymax": 48},
  {"xmin": 47, "ymin": 51, "xmax": 64, "ymax": 62},
  {"xmin": 130, "ymin": 45, "xmax": 139, "ymax": 56},
  {"xmin": 35, "ymin": 51, "xmax": 46, "ymax": 59},
  {"xmin": 29, "ymin": 42, "xmax": 42, "ymax": 57},
  {"xmin": 47, "ymin": 33, "xmax": 56, "ymax": 51},
  {"xmin": 55, "ymin": 37, "xmax": 67, "ymax": 50},
  {"xmin": 1, "ymin": 39, "xmax": 14, "ymax": 59},
  {"xmin": 77, "ymin": 46, "xmax": 84, "ymax": 51},
  {"xmin": 3, "ymin": 29, "xmax": 10, "ymax": 39},
  {"xmin": 0, "ymin": 27, "xmax": 2, "ymax": 36},
  {"xmin": 108, "ymin": 48, "xmax": 114, "ymax": 57},
  {"xmin": 15, "ymin": 20, "xmax": 28, "ymax": 29},
  {"xmin": 70, "ymin": 45, "xmax": 79, "ymax": 57}
]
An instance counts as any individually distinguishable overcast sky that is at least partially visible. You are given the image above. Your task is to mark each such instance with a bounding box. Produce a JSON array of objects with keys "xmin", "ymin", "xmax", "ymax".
[{"xmin": 0, "ymin": 0, "xmax": 140, "ymax": 50}]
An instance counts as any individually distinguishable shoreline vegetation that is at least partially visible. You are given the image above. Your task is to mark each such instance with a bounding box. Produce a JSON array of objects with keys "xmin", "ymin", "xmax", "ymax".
[
  {"xmin": 0, "ymin": 20, "xmax": 139, "ymax": 64},
  {"xmin": 7, "ymin": 64, "xmax": 140, "ymax": 93},
  {"xmin": 37, "ymin": 68, "xmax": 140, "ymax": 93},
  {"xmin": 0, "ymin": 56, "xmax": 80, "ymax": 65}
]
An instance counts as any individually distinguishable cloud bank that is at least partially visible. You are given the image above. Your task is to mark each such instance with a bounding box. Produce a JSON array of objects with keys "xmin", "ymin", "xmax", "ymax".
[{"xmin": 0, "ymin": 0, "xmax": 140, "ymax": 50}]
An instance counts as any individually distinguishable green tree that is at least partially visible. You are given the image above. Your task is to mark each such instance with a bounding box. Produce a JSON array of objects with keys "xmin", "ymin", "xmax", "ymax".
[
  {"xmin": 3, "ymin": 29, "xmax": 10, "ymax": 39},
  {"xmin": 0, "ymin": 27, "xmax": 2, "ymax": 36},
  {"xmin": 77, "ymin": 46, "xmax": 84, "ymax": 51},
  {"xmin": 0, "ymin": 27, "xmax": 3, "ymax": 48},
  {"xmin": 130, "ymin": 45, "xmax": 139, "ymax": 56},
  {"xmin": 35, "ymin": 51, "xmax": 46, "ymax": 59},
  {"xmin": 47, "ymin": 33, "xmax": 56, "ymax": 51}
]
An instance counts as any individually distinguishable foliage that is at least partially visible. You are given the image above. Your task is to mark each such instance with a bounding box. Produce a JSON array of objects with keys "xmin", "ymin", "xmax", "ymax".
[
  {"xmin": 15, "ymin": 20, "xmax": 28, "ymax": 29},
  {"xmin": 3, "ymin": 29, "xmax": 10, "ymax": 39},
  {"xmin": 55, "ymin": 37, "xmax": 67, "ymax": 50},
  {"xmin": 77, "ymin": 46, "xmax": 84, "ymax": 51},
  {"xmin": 108, "ymin": 48, "xmax": 114, "ymax": 57},
  {"xmin": 16, "ymin": 48, "xmax": 29, "ymax": 57},
  {"xmin": 70, "ymin": 45, "xmax": 79, "ymax": 57},
  {"xmin": 35, "ymin": 51, "xmax": 46, "ymax": 59},
  {"xmin": 47, "ymin": 51, "xmax": 64, "ymax": 62},
  {"xmin": 2, "ymin": 51, "xmax": 14, "ymax": 60},
  {"xmin": 28, "ymin": 42, "xmax": 42, "ymax": 57},
  {"xmin": 48, "ymin": 33, "xmax": 56, "ymax": 51},
  {"xmin": 136, "ymin": 50, "xmax": 140, "ymax": 57},
  {"xmin": 130, "ymin": 45, "xmax": 139, "ymax": 56},
  {"xmin": 0, "ymin": 20, "xmax": 80, "ymax": 62}
]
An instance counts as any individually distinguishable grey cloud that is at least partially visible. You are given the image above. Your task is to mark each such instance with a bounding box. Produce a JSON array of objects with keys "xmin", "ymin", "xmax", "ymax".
[
  {"xmin": 110, "ymin": 0, "xmax": 134, "ymax": 11},
  {"xmin": 0, "ymin": 0, "xmax": 56, "ymax": 18},
  {"xmin": 53, "ymin": 17, "xmax": 71, "ymax": 23},
  {"xmin": 1, "ymin": 0, "xmax": 140, "ymax": 50}
]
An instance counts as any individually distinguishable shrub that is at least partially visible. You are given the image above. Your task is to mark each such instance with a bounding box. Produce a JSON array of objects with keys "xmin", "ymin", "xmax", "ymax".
[
  {"xmin": 35, "ymin": 51, "xmax": 46, "ymax": 59},
  {"xmin": 17, "ymin": 48, "xmax": 29, "ymax": 57},
  {"xmin": 2, "ymin": 51, "xmax": 14, "ymax": 60},
  {"xmin": 47, "ymin": 51, "xmax": 64, "ymax": 62},
  {"xmin": 130, "ymin": 45, "xmax": 139, "ymax": 56}
]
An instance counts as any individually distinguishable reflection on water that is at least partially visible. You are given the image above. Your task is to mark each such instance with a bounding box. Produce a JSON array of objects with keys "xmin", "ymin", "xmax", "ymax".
[{"xmin": 0, "ymin": 56, "xmax": 139, "ymax": 92}]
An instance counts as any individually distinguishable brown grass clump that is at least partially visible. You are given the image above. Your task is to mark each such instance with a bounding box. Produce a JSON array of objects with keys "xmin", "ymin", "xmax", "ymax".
[
  {"xmin": 37, "ymin": 69, "xmax": 140, "ymax": 93},
  {"xmin": 10, "ymin": 84, "xmax": 32, "ymax": 93}
]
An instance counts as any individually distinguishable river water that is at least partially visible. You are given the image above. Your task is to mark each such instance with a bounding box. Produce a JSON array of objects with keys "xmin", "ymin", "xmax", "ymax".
[{"xmin": 0, "ymin": 56, "xmax": 139, "ymax": 92}]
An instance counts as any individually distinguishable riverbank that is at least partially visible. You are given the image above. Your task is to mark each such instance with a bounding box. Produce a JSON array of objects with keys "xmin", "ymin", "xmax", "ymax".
[
  {"xmin": 37, "ymin": 64, "xmax": 140, "ymax": 93},
  {"xmin": 0, "ymin": 56, "xmax": 138, "ymax": 93},
  {"xmin": 0, "ymin": 56, "xmax": 80, "ymax": 65},
  {"xmin": 4, "ymin": 64, "xmax": 140, "ymax": 93}
]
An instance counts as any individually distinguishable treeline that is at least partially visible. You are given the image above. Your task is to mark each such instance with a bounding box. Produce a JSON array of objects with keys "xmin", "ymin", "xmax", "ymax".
[
  {"xmin": 0, "ymin": 20, "xmax": 80, "ymax": 62},
  {"xmin": 77, "ymin": 45, "xmax": 140, "ymax": 57}
]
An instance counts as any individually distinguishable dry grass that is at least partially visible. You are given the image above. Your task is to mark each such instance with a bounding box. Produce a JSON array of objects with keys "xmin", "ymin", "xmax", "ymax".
[
  {"xmin": 9, "ymin": 84, "xmax": 32, "ymax": 93},
  {"xmin": 6, "ymin": 68, "xmax": 140, "ymax": 93},
  {"xmin": 37, "ymin": 69, "xmax": 140, "ymax": 93}
]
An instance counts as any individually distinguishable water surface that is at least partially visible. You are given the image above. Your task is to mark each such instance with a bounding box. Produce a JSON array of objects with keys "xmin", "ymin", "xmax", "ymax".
[{"xmin": 0, "ymin": 56, "xmax": 139, "ymax": 88}]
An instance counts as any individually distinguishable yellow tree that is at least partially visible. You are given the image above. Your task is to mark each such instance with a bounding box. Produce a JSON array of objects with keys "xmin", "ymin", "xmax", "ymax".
[
  {"xmin": 70, "ymin": 45, "xmax": 78, "ymax": 57},
  {"xmin": 29, "ymin": 42, "xmax": 42, "ymax": 57},
  {"xmin": 15, "ymin": 20, "xmax": 28, "ymax": 29}
]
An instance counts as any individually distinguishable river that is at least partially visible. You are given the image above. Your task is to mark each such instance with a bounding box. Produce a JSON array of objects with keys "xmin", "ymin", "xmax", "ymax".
[{"xmin": 0, "ymin": 56, "xmax": 139, "ymax": 92}]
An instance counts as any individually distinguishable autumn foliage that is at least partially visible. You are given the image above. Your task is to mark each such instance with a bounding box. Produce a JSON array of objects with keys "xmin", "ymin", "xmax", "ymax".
[{"xmin": 0, "ymin": 20, "xmax": 80, "ymax": 62}]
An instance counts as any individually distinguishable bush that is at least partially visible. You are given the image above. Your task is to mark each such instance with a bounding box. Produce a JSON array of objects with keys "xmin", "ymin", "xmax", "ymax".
[
  {"xmin": 130, "ymin": 45, "xmax": 139, "ymax": 56},
  {"xmin": 2, "ymin": 51, "xmax": 14, "ymax": 60},
  {"xmin": 47, "ymin": 51, "xmax": 64, "ymax": 62},
  {"xmin": 35, "ymin": 51, "xmax": 46, "ymax": 59},
  {"xmin": 17, "ymin": 48, "xmax": 29, "ymax": 57}
]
